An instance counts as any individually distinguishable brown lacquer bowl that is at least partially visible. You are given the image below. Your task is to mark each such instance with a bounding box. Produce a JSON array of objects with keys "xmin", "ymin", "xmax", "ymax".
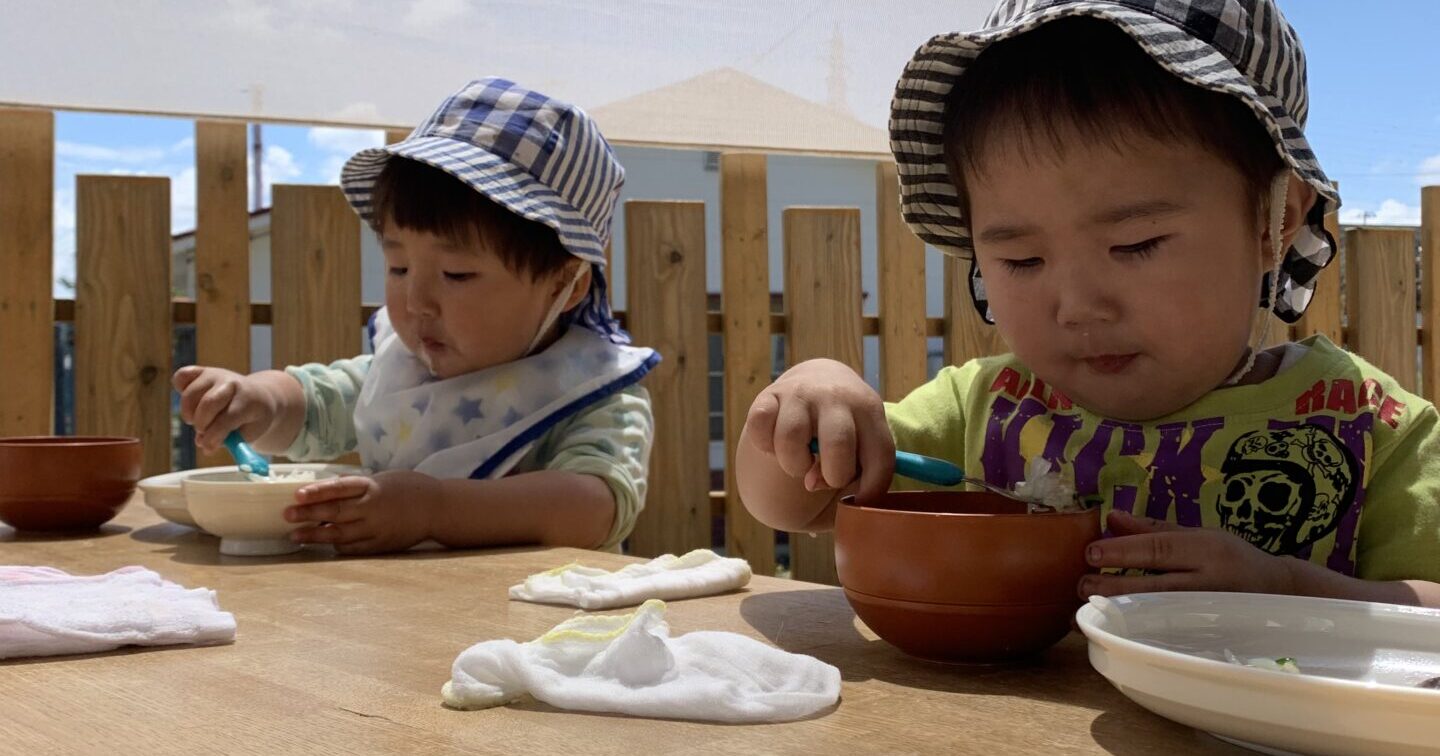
[
  {"xmin": 0, "ymin": 436, "xmax": 142, "ymax": 531},
  {"xmin": 834, "ymin": 490, "xmax": 1101, "ymax": 663}
]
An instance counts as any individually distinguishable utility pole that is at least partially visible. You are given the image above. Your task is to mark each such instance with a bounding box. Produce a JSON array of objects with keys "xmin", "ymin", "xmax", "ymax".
[{"xmin": 251, "ymin": 123, "xmax": 263, "ymax": 210}]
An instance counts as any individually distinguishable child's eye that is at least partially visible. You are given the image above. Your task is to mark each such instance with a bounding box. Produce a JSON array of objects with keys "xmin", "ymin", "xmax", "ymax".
[
  {"xmin": 1113, "ymin": 236, "xmax": 1168, "ymax": 258},
  {"xmin": 443, "ymin": 271, "xmax": 477, "ymax": 282},
  {"xmin": 1001, "ymin": 257, "xmax": 1043, "ymax": 274},
  {"xmin": 388, "ymin": 266, "xmax": 408, "ymax": 277}
]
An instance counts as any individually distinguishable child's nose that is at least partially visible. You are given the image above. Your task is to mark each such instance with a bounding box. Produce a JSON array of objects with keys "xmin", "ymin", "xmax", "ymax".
[
  {"xmin": 1054, "ymin": 264, "xmax": 1120, "ymax": 327},
  {"xmin": 406, "ymin": 279, "xmax": 441, "ymax": 317}
]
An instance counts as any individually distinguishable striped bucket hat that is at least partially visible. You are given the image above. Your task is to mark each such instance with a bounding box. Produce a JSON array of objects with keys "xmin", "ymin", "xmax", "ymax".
[
  {"xmin": 890, "ymin": 0, "xmax": 1341, "ymax": 324},
  {"xmin": 342, "ymin": 77, "xmax": 630, "ymax": 343}
]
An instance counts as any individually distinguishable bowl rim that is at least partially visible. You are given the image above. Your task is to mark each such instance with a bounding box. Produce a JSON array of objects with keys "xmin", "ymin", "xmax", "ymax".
[
  {"xmin": 0, "ymin": 435, "xmax": 141, "ymax": 447},
  {"xmin": 839, "ymin": 492, "xmax": 1100, "ymax": 520},
  {"xmin": 183, "ymin": 470, "xmax": 338, "ymax": 486}
]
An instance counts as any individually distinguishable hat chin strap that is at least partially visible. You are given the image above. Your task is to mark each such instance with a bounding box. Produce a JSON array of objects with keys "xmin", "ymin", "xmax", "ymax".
[
  {"xmin": 524, "ymin": 262, "xmax": 588, "ymax": 357},
  {"xmin": 1225, "ymin": 171, "xmax": 1291, "ymax": 386}
]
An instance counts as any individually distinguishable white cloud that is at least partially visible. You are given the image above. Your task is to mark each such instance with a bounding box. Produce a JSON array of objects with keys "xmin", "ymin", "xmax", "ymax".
[
  {"xmin": 1339, "ymin": 199, "xmax": 1421, "ymax": 227},
  {"xmin": 246, "ymin": 144, "xmax": 304, "ymax": 207},
  {"xmin": 171, "ymin": 166, "xmax": 198, "ymax": 235},
  {"xmin": 1418, "ymin": 153, "xmax": 1440, "ymax": 186},
  {"xmin": 403, "ymin": 0, "xmax": 472, "ymax": 32},
  {"xmin": 307, "ymin": 126, "xmax": 384, "ymax": 184}
]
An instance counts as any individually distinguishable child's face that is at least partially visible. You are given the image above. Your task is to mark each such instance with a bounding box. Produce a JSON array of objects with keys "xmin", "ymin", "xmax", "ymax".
[
  {"xmin": 381, "ymin": 223, "xmax": 572, "ymax": 378},
  {"xmin": 965, "ymin": 134, "xmax": 1269, "ymax": 421}
]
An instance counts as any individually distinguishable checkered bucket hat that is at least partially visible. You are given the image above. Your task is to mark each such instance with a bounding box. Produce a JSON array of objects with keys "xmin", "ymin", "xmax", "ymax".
[
  {"xmin": 890, "ymin": 0, "xmax": 1341, "ymax": 324},
  {"xmin": 342, "ymin": 77, "xmax": 630, "ymax": 343}
]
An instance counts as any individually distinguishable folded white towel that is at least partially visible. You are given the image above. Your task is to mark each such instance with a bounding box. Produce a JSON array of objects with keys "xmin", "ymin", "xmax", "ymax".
[
  {"xmin": 444, "ymin": 599, "xmax": 840, "ymax": 722},
  {"xmin": 0, "ymin": 566, "xmax": 237, "ymax": 660},
  {"xmin": 509, "ymin": 549, "xmax": 752, "ymax": 610}
]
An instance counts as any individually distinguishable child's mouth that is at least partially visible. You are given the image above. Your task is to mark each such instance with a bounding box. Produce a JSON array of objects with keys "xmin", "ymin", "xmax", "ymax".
[
  {"xmin": 421, "ymin": 337, "xmax": 447, "ymax": 353},
  {"xmin": 1082, "ymin": 354, "xmax": 1138, "ymax": 374}
]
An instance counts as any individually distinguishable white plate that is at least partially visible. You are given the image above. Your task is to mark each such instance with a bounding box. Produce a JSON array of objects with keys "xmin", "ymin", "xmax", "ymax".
[
  {"xmin": 137, "ymin": 463, "xmax": 365, "ymax": 531},
  {"xmin": 1077, "ymin": 592, "xmax": 1440, "ymax": 755}
]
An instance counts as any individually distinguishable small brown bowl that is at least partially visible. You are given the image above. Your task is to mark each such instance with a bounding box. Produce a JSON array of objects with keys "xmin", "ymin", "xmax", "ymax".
[
  {"xmin": 0, "ymin": 436, "xmax": 142, "ymax": 531},
  {"xmin": 834, "ymin": 490, "xmax": 1101, "ymax": 663}
]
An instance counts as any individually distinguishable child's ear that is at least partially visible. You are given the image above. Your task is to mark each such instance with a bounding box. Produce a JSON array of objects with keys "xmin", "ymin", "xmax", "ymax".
[
  {"xmin": 1264, "ymin": 173, "xmax": 1319, "ymax": 255},
  {"xmin": 553, "ymin": 261, "xmax": 592, "ymax": 311}
]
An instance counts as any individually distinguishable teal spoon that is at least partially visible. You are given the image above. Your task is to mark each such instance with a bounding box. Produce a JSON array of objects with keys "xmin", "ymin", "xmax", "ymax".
[
  {"xmin": 808, "ymin": 438, "xmax": 1013, "ymax": 493},
  {"xmin": 224, "ymin": 430, "xmax": 271, "ymax": 478}
]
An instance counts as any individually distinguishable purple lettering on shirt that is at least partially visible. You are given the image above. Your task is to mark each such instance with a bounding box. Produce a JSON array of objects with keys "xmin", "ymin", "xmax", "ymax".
[
  {"xmin": 979, "ymin": 395, "xmax": 1047, "ymax": 488},
  {"xmin": 1145, "ymin": 417, "xmax": 1225, "ymax": 526},
  {"xmin": 1326, "ymin": 413, "xmax": 1374, "ymax": 576},
  {"xmin": 1041, "ymin": 413, "xmax": 1083, "ymax": 469}
]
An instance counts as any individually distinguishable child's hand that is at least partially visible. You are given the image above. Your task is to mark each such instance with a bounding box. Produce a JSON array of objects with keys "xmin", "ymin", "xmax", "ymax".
[
  {"xmin": 1078, "ymin": 510, "xmax": 1296, "ymax": 598},
  {"xmin": 285, "ymin": 472, "xmax": 440, "ymax": 555},
  {"xmin": 743, "ymin": 358, "xmax": 894, "ymax": 503},
  {"xmin": 173, "ymin": 366, "xmax": 279, "ymax": 453}
]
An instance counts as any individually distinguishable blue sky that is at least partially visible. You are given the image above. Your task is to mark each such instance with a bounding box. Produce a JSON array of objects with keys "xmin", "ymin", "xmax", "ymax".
[{"xmin": 45, "ymin": 1, "xmax": 1440, "ymax": 294}]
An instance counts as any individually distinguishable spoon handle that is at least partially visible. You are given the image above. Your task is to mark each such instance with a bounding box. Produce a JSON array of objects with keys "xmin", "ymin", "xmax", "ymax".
[
  {"xmin": 223, "ymin": 430, "xmax": 271, "ymax": 477},
  {"xmin": 808, "ymin": 439, "xmax": 966, "ymax": 488}
]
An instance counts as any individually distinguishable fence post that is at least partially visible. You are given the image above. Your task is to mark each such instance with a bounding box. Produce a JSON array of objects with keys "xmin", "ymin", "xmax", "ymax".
[
  {"xmin": 784, "ymin": 207, "xmax": 863, "ymax": 585},
  {"xmin": 75, "ymin": 176, "xmax": 172, "ymax": 475},
  {"xmin": 1347, "ymin": 227, "xmax": 1417, "ymax": 391},
  {"xmin": 0, "ymin": 109, "xmax": 54, "ymax": 437},
  {"xmin": 720, "ymin": 154, "xmax": 776, "ymax": 575},
  {"xmin": 625, "ymin": 200, "xmax": 710, "ymax": 557}
]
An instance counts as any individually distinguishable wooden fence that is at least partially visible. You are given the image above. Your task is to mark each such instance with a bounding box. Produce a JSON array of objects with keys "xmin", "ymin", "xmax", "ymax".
[{"xmin": 2, "ymin": 108, "xmax": 1438, "ymax": 584}]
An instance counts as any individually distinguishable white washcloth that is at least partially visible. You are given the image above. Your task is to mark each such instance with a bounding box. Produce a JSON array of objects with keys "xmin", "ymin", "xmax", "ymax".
[
  {"xmin": 444, "ymin": 599, "xmax": 841, "ymax": 722},
  {"xmin": 0, "ymin": 566, "xmax": 237, "ymax": 659},
  {"xmin": 508, "ymin": 549, "xmax": 752, "ymax": 610}
]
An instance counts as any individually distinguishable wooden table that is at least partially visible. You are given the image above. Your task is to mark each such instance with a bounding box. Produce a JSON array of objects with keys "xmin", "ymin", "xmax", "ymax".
[{"xmin": 0, "ymin": 497, "xmax": 1242, "ymax": 755}]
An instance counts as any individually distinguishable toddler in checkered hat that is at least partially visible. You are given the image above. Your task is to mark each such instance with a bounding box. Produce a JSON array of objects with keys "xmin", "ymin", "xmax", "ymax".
[
  {"xmin": 739, "ymin": 0, "xmax": 1440, "ymax": 606},
  {"xmin": 175, "ymin": 78, "xmax": 659, "ymax": 555}
]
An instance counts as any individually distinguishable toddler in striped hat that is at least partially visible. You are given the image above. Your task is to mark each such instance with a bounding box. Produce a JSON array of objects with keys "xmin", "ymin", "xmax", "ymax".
[{"xmin": 739, "ymin": 0, "xmax": 1440, "ymax": 607}]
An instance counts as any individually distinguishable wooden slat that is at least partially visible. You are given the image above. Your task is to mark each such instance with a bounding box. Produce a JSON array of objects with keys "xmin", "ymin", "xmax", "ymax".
[
  {"xmin": 876, "ymin": 161, "xmax": 928, "ymax": 401},
  {"xmin": 1422, "ymin": 186, "xmax": 1440, "ymax": 400},
  {"xmin": 625, "ymin": 201, "xmax": 710, "ymax": 557},
  {"xmin": 270, "ymin": 185, "xmax": 363, "ymax": 367},
  {"xmin": 385, "ymin": 128, "xmax": 410, "ymax": 145},
  {"xmin": 720, "ymin": 153, "xmax": 776, "ymax": 575},
  {"xmin": 75, "ymin": 176, "xmax": 171, "ymax": 476},
  {"xmin": 1295, "ymin": 182, "xmax": 1344, "ymax": 345},
  {"xmin": 1347, "ymin": 228, "xmax": 1417, "ymax": 391},
  {"xmin": 784, "ymin": 207, "xmax": 863, "ymax": 585},
  {"xmin": 195, "ymin": 121, "xmax": 252, "ymax": 467},
  {"xmin": 944, "ymin": 255, "xmax": 1006, "ymax": 364},
  {"xmin": 0, "ymin": 109, "xmax": 54, "ymax": 437}
]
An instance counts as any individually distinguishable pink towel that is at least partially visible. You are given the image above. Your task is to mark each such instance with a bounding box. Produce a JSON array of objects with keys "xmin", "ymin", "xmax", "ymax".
[{"xmin": 0, "ymin": 566, "xmax": 236, "ymax": 659}]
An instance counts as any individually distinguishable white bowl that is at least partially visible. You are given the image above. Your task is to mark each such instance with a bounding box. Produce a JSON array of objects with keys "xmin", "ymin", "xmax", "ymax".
[
  {"xmin": 182, "ymin": 470, "xmax": 343, "ymax": 556},
  {"xmin": 139, "ymin": 463, "xmax": 363, "ymax": 532},
  {"xmin": 1077, "ymin": 592, "xmax": 1440, "ymax": 755}
]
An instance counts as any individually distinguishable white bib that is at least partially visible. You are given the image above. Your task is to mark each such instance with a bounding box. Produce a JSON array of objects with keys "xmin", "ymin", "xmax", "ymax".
[{"xmin": 354, "ymin": 308, "xmax": 657, "ymax": 479}]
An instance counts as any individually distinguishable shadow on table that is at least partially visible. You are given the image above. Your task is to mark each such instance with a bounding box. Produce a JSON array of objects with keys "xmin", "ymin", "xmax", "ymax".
[
  {"xmin": 0, "ymin": 638, "xmax": 234, "ymax": 668},
  {"xmin": 740, "ymin": 589, "xmax": 1110, "ymax": 709},
  {"xmin": 499, "ymin": 696, "xmax": 841, "ymax": 726},
  {"xmin": 0, "ymin": 523, "xmax": 132, "ymax": 542},
  {"xmin": 129, "ymin": 522, "xmax": 548, "ymax": 567},
  {"xmin": 1089, "ymin": 710, "xmax": 1247, "ymax": 755}
]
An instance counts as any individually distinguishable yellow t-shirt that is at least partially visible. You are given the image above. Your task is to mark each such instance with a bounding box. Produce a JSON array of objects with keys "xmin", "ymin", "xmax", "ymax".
[{"xmin": 885, "ymin": 336, "xmax": 1440, "ymax": 582}]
